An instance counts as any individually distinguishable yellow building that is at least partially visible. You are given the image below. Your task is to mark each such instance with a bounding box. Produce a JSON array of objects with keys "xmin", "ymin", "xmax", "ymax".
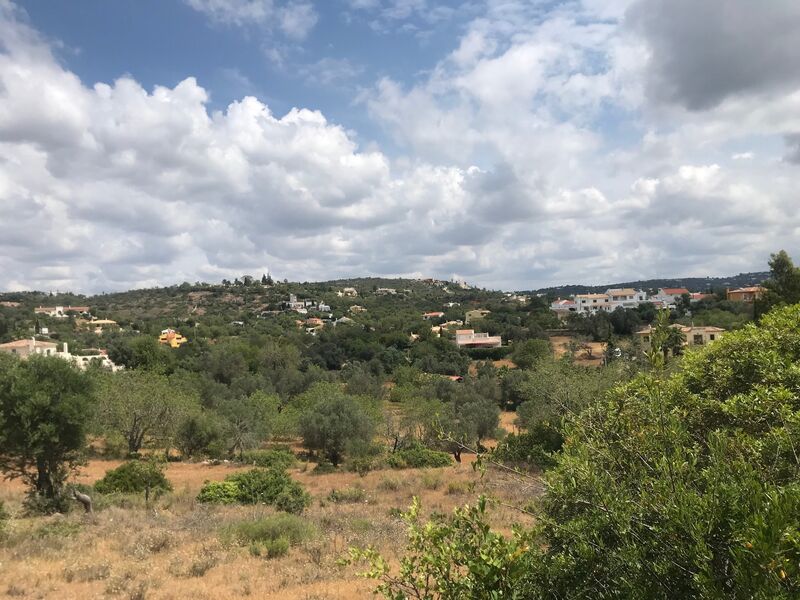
[{"xmin": 158, "ymin": 328, "xmax": 188, "ymax": 348}]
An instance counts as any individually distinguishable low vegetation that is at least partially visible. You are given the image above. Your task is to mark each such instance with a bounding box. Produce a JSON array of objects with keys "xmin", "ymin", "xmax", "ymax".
[
  {"xmin": 197, "ymin": 468, "xmax": 310, "ymax": 513},
  {"xmin": 93, "ymin": 460, "xmax": 172, "ymax": 495}
]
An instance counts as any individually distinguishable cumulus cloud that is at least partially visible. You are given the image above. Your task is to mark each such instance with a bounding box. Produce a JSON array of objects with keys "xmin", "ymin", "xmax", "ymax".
[
  {"xmin": 628, "ymin": 0, "xmax": 800, "ymax": 111},
  {"xmin": 0, "ymin": 0, "xmax": 798, "ymax": 293}
]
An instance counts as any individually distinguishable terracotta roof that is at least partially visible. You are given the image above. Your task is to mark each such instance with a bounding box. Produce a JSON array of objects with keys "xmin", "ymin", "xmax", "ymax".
[
  {"xmin": 660, "ymin": 288, "xmax": 689, "ymax": 295},
  {"xmin": 729, "ymin": 286, "xmax": 765, "ymax": 293},
  {"xmin": 575, "ymin": 294, "xmax": 609, "ymax": 299}
]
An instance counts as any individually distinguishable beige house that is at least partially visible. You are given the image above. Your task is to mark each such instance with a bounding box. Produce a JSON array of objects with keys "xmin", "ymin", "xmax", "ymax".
[
  {"xmin": 34, "ymin": 305, "xmax": 90, "ymax": 318},
  {"xmin": 78, "ymin": 318, "xmax": 120, "ymax": 334},
  {"xmin": 0, "ymin": 339, "xmax": 122, "ymax": 371},
  {"xmin": 0, "ymin": 338, "xmax": 59, "ymax": 358},
  {"xmin": 636, "ymin": 324, "xmax": 725, "ymax": 350},
  {"xmin": 454, "ymin": 329, "xmax": 502, "ymax": 349}
]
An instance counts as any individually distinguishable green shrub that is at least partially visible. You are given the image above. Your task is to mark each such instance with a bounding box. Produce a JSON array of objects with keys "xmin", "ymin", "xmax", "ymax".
[
  {"xmin": 94, "ymin": 460, "xmax": 172, "ymax": 495},
  {"xmin": 387, "ymin": 445, "xmax": 452, "ymax": 469},
  {"xmin": 196, "ymin": 468, "xmax": 310, "ymax": 513},
  {"xmin": 274, "ymin": 486, "xmax": 311, "ymax": 514},
  {"xmin": 492, "ymin": 429, "xmax": 559, "ymax": 470},
  {"xmin": 464, "ymin": 347, "xmax": 512, "ymax": 360},
  {"xmin": 239, "ymin": 448, "xmax": 296, "ymax": 470},
  {"xmin": 254, "ymin": 537, "xmax": 289, "ymax": 559},
  {"xmin": 312, "ymin": 461, "xmax": 337, "ymax": 475},
  {"xmin": 223, "ymin": 513, "xmax": 315, "ymax": 547},
  {"xmin": 196, "ymin": 480, "xmax": 240, "ymax": 504},
  {"xmin": 327, "ymin": 486, "xmax": 368, "ymax": 504}
]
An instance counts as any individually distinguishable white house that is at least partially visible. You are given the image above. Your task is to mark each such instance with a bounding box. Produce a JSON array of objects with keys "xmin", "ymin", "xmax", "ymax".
[
  {"xmin": 454, "ymin": 329, "xmax": 502, "ymax": 349},
  {"xmin": 34, "ymin": 305, "xmax": 90, "ymax": 318},
  {"xmin": 650, "ymin": 288, "xmax": 690, "ymax": 308},
  {"xmin": 574, "ymin": 293, "xmax": 611, "ymax": 313},
  {"xmin": 605, "ymin": 288, "xmax": 648, "ymax": 309}
]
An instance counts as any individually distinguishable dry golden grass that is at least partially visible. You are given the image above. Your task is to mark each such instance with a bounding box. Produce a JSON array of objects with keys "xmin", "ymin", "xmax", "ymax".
[
  {"xmin": 0, "ymin": 458, "xmax": 538, "ymax": 599},
  {"xmin": 550, "ymin": 335, "xmax": 606, "ymax": 367}
]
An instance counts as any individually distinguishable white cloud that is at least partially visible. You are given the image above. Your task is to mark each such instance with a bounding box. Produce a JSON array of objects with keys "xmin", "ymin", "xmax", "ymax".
[
  {"xmin": 185, "ymin": 0, "xmax": 318, "ymax": 40},
  {"xmin": 278, "ymin": 1, "xmax": 318, "ymax": 39},
  {"xmin": 184, "ymin": 0, "xmax": 273, "ymax": 26},
  {"xmin": 0, "ymin": 0, "xmax": 798, "ymax": 293}
]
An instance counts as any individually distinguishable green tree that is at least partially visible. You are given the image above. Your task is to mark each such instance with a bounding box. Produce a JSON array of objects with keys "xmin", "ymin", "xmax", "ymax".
[
  {"xmin": 511, "ymin": 338, "xmax": 551, "ymax": 370},
  {"xmin": 0, "ymin": 355, "xmax": 93, "ymax": 509},
  {"xmin": 218, "ymin": 391, "xmax": 278, "ymax": 458},
  {"xmin": 94, "ymin": 370, "xmax": 197, "ymax": 455},
  {"xmin": 298, "ymin": 390, "xmax": 376, "ymax": 466},
  {"xmin": 176, "ymin": 412, "xmax": 223, "ymax": 457},
  {"xmin": 762, "ymin": 249, "xmax": 800, "ymax": 314}
]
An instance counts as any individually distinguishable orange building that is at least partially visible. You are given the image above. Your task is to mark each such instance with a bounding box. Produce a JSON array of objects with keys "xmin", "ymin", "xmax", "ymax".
[
  {"xmin": 726, "ymin": 286, "xmax": 765, "ymax": 303},
  {"xmin": 158, "ymin": 328, "xmax": 188, "ymax": 348}
]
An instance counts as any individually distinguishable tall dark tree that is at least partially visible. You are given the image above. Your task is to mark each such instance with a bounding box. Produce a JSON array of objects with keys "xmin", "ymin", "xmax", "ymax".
[
  {"xmin": 0, "ymin": 355, "xmax": 93, "ymax": 509},
  {"xmin": 762, "ymin": 249, "xmax": 800, "ymax": 315}
]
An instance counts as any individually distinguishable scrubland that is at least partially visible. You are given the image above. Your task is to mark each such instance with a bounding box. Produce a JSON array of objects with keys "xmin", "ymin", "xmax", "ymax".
[{"xmin": 0, "ymin": 458, "xmax": 536, "ymax": 600}]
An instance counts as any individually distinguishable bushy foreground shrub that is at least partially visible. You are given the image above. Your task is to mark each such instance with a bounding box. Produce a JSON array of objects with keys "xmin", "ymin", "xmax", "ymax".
[
  {"xmin": 354, "ymin": 305, "xmax": 800, "ymax": 599},
  {"xmin": 94, "ymin": 460, "xmax": 172, "ymax": 495},
  {"xmin": 197, "ymin": 468, "xmax": 310, "ymax": 513},
  {"xmin": 386, "ymin": 444, "xmax": 452, "ymax": 469}
]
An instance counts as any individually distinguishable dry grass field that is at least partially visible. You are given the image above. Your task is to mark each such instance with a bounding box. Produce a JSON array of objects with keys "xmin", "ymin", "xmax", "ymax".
[
  {"xmin": 0, "ymin": 457, "xmax": 539, "ymax": 599},
  {"xmin": 550, "ymin": 335, "xmax": 606, "ymax": 367}
]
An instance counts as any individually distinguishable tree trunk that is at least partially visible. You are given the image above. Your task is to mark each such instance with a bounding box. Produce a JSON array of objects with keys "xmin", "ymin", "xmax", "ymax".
[{"xmin": 36, "ymin": 457, "xmax": 55, "ymax": 498}]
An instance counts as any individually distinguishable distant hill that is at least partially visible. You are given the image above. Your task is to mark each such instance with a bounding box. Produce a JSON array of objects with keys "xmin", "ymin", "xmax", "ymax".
[{"xmin": 528, "ymin": 272, "xmax": 770, "ymax": 297}]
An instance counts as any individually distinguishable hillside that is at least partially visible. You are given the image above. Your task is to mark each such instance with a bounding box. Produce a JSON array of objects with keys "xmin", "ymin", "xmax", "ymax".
[{"xmin": 528, "ymin": 271, "xmax": 769, "ymax": 297}]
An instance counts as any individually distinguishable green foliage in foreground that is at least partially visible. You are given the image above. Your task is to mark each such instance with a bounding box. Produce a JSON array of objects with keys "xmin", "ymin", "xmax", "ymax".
[
  {"xmin": 197, "ymin": 468, "xmax": 310, "ymax": 513},
  {"xmin": 355, "ymin": 304, "xmax": 800, "ymax": 599},
  {"xmin": 349, "ymin": 496, "xmax": 529, "ymax": 599},
  {"xmin": 93, "ymin": 460, "xmax": 172, "ymax": 495}
]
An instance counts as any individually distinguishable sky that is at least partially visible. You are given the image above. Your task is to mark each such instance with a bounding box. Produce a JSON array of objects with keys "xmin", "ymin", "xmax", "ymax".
[{"xmin": 0, "ymin": 0, "xmax": 799, "ymax": 294}]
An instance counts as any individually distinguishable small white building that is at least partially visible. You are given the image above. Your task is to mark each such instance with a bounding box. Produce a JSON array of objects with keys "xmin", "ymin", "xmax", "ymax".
[
  {"xmin": 650, "ymin": 288, "xmax": 690, "ymax": 308},
  {"xmin": 454, "ymin": 329, "xmax": 502, "ymax": 349}
]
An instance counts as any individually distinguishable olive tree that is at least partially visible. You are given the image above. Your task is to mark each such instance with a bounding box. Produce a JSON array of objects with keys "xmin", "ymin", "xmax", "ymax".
[
  {"xmin": 298, "ymin": 388, "xmax": 376, "ymax": 466},
  {"xmin": 0, "ymin": 355, "xmax": 93, "ymax": 510},
  {"xmin": 94, "ymin": 369, "xmax": 198, "ymax": 455}
]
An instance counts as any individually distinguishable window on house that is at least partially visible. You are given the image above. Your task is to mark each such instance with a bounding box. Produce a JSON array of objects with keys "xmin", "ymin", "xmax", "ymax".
[
  {"xmin": 693, "ymin": 334, "xmax": 703, "ymax": 345},
  {"xmin": 643, "ymin": 336, "xmax": 650, "ymax": 343},
  {"xmin": 709, "ymin": 334, "xmax": 715, "ymax": 341}
]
